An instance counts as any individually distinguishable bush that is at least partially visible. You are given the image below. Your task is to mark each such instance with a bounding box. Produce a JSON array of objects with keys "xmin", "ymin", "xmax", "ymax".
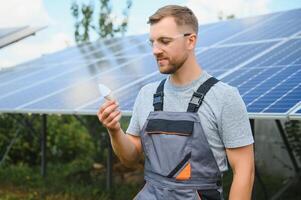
[{"xmin": 0, "ymin": 114, "xmax": 97, "ymax": 166}]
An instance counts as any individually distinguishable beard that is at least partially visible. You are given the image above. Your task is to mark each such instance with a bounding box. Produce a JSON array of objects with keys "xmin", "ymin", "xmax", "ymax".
[{"xmin": 156, "ymin": 53, "xmax": 189, "ymax": 74}]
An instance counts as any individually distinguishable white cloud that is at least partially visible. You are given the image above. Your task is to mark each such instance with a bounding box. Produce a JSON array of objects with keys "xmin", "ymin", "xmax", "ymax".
[
  {"xmin": 0, "ymin": 0, "xmax": 52, "ymax": 27},
  {"xmin": 185, "ymin": 0, "xmax": 270, "ymax": 24},
  {"xmin": 0, "ymin": 0, "xmax": 74, "ymax": 68}
]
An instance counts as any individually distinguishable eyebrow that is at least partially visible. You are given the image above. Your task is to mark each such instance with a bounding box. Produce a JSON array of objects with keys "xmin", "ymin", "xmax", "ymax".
[
  {"xmin": 149, "ymin": 36, "xmax": 169, "ymax": 40},
  {"xmin": 149, "ymin": 33, "xmax": 192, "ymax": 41},
  {"xmin": 149, "ymin": 35, "xmax": 176, "ymax": 42}
]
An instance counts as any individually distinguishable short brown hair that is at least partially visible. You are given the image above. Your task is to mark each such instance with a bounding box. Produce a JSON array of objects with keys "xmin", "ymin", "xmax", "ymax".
[{"xmin": 148, "ymin": 5, "xmax": 198, "ymax": 34}]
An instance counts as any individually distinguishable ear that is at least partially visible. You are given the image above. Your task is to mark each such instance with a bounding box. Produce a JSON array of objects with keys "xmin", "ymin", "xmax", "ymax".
[{"xmin": 187, "ymin": 33, "xmax": 197, "ymax": 50}]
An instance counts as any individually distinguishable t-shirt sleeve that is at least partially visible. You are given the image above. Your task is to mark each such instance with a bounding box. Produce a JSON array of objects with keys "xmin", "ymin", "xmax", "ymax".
[
  {"xmin": 219, "ymin": 87, "xmax": 254, "ymax": 148},
  {"xmin": 126, "ymin": 89, "xmax": 142, "ymax": 136}
]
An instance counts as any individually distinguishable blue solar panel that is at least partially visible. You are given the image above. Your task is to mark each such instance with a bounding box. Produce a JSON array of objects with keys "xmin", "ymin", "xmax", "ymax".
[
  {"xmin": 223, "ymin": 9, "xmax": 301, "ymax": 44},
  {"xmin": 0, "ymin": 58, "xmax": 117, "ymax": 96},
  {"xmin": 243, "ymin": 66, "xmax": 300, "ymax": 113},
  {"xmin": 0, "ymin": 8, "xmax": 300, "ymax": 119},
  {"xmin": 253, "ymin": 39, "xmax": 301, "ymax": 66},
  {"xmin": 220, "ymin": 65, "xmax": 300, "ymax": 113},
  {"xmin": 79, "ymin": 73, "xmax": 165, "ymax": 113},
  {"xmin": 221, "ymin": 38, "xmax": 301, "ymax": 114},
  {"xmin": 5, "ymin": 54, "xmax": 157, "ymax": 111},
  {"xmin": 0, "ymin": 36, "xmax": 151, "ymax": 86},
  {"xmin": 196, "ymin": 13, "xmax": 278, "ymax": 47},
  {"xmin": 197, "ymin": 42, "xmax": 276, "ymax": 76}
]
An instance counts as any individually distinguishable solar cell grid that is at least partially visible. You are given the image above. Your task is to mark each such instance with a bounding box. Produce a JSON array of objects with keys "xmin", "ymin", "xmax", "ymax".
[
  {"xmin": 196, "ymin": 13, "xmax": 278, "ymax": 47},
  {"xmin": 5, "ymin": 54, "xmax": 157, "ymax": 110},
  {"xmin": 78, "ymin": 72, "xmax": 164, "ymax": 113},
  {"xmin": 197, "ymin": 42, "xmax": 276, "ymax": 71},
  {"xmin": 0, "ymin": 57, "xmax": 108, "ymax": 88},
  {"xmin": 19, "ymin": 74, "xmax": 147, "ymax": 111},
  {"xmin": 238, "ymin": 66, "xmax": 300, "ymax": 113},
  {"xmin": 0, "ymin": 8, "xmax": 300, "ymax": 119},
  {"xmin": 250, "ymin": 39, "xmax": 301, "ymax": 66},
  {"xmin": 223, "ymin": 10, "xmax": 301, "ymax": 44}
]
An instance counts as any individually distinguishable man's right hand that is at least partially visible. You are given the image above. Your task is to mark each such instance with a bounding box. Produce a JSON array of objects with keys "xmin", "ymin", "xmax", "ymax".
[
  {"xmin": 97, "ymin": 100, "xmax": 142, "ymax": 167},
  {"xmin": 97, "ymin": 100, "xmax": 122, "ymax": 133}
]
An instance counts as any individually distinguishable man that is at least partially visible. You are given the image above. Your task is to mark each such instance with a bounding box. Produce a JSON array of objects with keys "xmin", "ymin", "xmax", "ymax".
[{"xmin": 98, "ymin": 5, "xmax": 254, "ymax": 200}]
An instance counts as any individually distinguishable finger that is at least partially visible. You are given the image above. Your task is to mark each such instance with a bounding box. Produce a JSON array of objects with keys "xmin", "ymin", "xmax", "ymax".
[
  {"xmin": 98, "ymin": 100, "xmax": 115, "ymax": 115},
  {"xmin": 101, "ymin": 103, "xmax": 119, "ymax": 120},
  {"xmin": 97, "ymin": 102, "xmax": 118, "ymax": 120},
  {"xmin": 107, "ymin": 111, "xmax": 122, "ymax": 128},
  {"xmin": 103, "ymin": 110, "xmax": 121, "ymax": 125},
  {"xmin": 98, "ymin": 105, "xmax": 119, "ymax": 125}
]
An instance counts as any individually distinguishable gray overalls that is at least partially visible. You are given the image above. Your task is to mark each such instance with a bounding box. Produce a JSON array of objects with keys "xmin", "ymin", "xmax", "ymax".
[{"xmin": 135, "ymin": 77, "xmax": 223, "ymax": 200}]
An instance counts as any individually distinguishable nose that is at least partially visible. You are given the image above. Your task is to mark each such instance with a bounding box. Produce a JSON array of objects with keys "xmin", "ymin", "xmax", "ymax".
[{"xmin": 152, "ymin": 44, "xmax": 163, "ymax": 56}]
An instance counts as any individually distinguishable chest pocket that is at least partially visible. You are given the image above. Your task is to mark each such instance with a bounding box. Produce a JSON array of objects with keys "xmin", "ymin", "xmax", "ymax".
[{"xmin": 144, "ymin": 118, "xmax": 194, "ymax": 179}]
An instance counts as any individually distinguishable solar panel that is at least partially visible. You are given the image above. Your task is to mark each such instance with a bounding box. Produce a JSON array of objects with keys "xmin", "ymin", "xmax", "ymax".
[
  {"xmin": 197, "ymin": 41, "xmax": 277, "ymax": 76},
  {"xmin": 0, "ymin": 56, "xmax": 147, "ymax": 107},
  {"xmin": 233, "ymin": 65, "xmax": 299, "ymax": 113},
  {"xmin": 0, "ymin": 8, "xmax": 300, "ymax": 119},
  {"xmin": 223, "ymin": 9, "xmax": 301, "ymax": 44},
  {"xmin": 221, "ymin": 37, "xmax": 301, "ymax": 116},
  {"xmin": 196, "ymin": 12, "xmax": 280, "ymax": 47},
  {"xmin": 0, "ymin": 26, "xmax": 45, "ymax": 48},
  {"xmin": 0, "ymin": 27, "xmax": 26, "ymax": 38}
]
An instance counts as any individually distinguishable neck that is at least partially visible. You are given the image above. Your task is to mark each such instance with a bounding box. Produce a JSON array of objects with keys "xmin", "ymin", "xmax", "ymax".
[{"xmin": 170, "ymin": 53, "xmax": 202, "ymax": 86}]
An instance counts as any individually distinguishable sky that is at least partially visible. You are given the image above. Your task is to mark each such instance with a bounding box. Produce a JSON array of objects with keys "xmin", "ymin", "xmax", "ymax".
[{"xmin": 0, "ymin": 0, "xmax": 300, "ymax": 68}]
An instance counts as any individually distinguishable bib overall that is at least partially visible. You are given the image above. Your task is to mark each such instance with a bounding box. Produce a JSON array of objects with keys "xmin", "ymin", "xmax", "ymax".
[{"xmin": 135, "ymin": 77, "xmax": 223, "ymax": 200}]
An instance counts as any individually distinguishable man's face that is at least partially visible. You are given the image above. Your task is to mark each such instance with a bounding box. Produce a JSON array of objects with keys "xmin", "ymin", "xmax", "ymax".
[{"xmin": 149, "ymin": 17, "xmax": 190, "ymax": 74}]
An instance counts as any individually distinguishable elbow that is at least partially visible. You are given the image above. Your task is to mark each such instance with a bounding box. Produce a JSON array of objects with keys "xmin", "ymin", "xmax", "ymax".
[{"xmin": 119, "ymin": 156, "xmax": 140, "ymax": 168}]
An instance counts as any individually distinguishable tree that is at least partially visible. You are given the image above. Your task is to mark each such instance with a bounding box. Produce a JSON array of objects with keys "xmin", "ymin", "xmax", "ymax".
[
  {"xmin": 218, "ymin": 11, "xmax": 235, "ymax": 21},
  {"xmin": 71, "ymin": 0, "xmax": 132, "ymax": 44}
]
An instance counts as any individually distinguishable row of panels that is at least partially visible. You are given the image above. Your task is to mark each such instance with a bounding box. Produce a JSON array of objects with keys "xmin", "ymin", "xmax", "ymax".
[
  {"xmin": 0, "ymin": 66, "xmax": 299, "ymax": 117},
  {"xmin": 0, "ymin": 39, "xmax": 278, "ymax": 94},
  {"xmin": 3, "ymin": 8, "xmax": 300, "ymax": 74},
  {"xmin": 0, "ymin": 41, "xmax": 278, "ymax": 103},
  {"xmin": 3, "ymin": 7, "xmax": 300, "ymax": 85},
  {"xmin": 0, "ymin": 38, "xmax": 299, "ymax": 114},
  {"xmin": 0, "ymin": 9, "xmax": 300, "ymax": 119}
]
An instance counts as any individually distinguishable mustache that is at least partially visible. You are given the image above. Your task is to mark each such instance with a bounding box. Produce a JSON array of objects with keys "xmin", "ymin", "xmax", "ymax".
[{"xmin": 156, "ymin": 56, "xmax": 168, "ymax": 61}]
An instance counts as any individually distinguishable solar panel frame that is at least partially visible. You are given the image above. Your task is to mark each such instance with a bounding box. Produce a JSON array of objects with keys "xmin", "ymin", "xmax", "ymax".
[
  {"xmin": 0, "ymin": 27, "xmax": 26, "ymax": 38},
  {"xmin": 0, "ymin": 26, "xmax": 45, "ymax": 48},
  {"xmin": 288, "ymin": 102, "xmax": 301, "ymax": 119}
]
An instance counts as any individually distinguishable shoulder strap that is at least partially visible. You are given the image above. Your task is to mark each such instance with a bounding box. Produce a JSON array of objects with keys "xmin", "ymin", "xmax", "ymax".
[
  {"xmin": 187, "ymin": 77, "xmax": 219, "ymax": 113},
  {"xmin": 153, "ymin": 79, "xmax": 166, "ymax": 111}
]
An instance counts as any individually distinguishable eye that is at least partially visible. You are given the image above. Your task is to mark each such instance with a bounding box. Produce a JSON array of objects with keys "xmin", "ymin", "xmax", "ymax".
[{"xmin": 158, "ymin": 37, "xmax": 172, "ymax": 45}]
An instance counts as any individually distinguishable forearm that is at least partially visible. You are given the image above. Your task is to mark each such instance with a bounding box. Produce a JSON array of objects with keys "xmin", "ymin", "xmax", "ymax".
[
  {"xmin": 228, "ymin": 169, "xmax": 255, "ymax": 200},
  {"xmin": 108, "ymin": 128, "xmax": 140, "ymax": 167}
]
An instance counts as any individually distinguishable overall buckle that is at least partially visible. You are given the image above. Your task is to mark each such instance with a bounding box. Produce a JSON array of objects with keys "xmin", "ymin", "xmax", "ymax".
[
  {"xmin": 189, "ymin": 92, "xmax": 204, "ymax": 107},
  {"xmin": 153, "ymin": 92, "xmax": 164, "ymax": 105}
]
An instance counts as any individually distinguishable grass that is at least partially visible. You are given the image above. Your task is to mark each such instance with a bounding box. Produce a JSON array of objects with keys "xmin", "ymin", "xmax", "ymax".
[
  {"xmin": 0, "ymin": 163, "xmax": 140, "ymax": 200},
  {"xmin": 0, "ymin": 163, "xmax": 300, "ymax": 200}
]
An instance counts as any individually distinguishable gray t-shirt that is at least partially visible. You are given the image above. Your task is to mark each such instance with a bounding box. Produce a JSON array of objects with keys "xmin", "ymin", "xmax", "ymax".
[{"xmin": 126, "ymin": 70, "xmax": 254, "ymax": 172}]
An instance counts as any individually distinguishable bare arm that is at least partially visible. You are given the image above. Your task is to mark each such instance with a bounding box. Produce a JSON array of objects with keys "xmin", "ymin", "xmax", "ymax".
[
  {"xmin": 97, "ymin": 100, "xmax": 142, "ymax": 167},
  {"xmin": 226, "ymin": 144, "xmax": 255, "ymax": 200}
]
